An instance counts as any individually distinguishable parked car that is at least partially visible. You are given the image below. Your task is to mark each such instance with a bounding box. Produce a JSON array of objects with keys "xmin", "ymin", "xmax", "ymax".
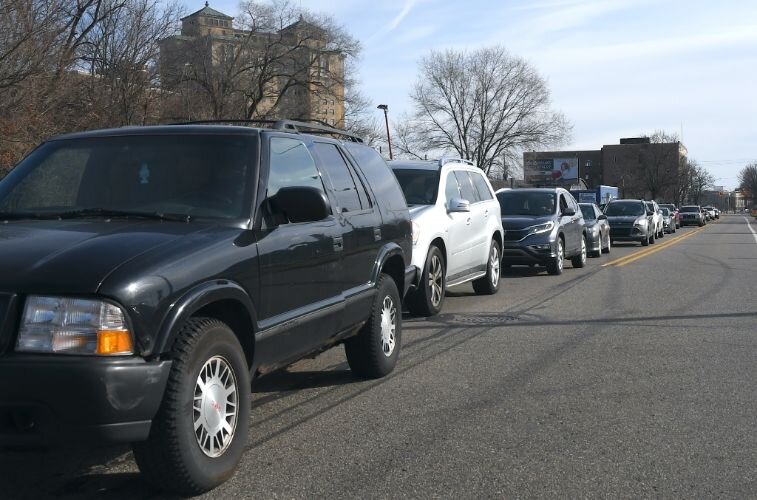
[
  {"xmin": 497, "ymin": 188, "xmax": 587, "ymax": 275},
  {"xmin": 605, "ymin": 199, "xmax": 655, "ymax": 246},
  {"xmin": 660, "ymin": 207, "xmax": 676, "ymax": 233},
  {"xmin": 0, "ymin": 121, "xmax": 415, "ymax": 495},
  {"xmin": 679, "ymin": 205, "xmax": 706, "ymax": 226},
  {"xmin": 659, "ymin": 203, "xmax": 680, "ymax": 228},
  {"xmin": 703, "ymin": 206, "xmax": 717, "ymax": 220},
  {"xmin": 390, "ymin": 159, "xmax": 504, "ymax": 317},
  {"xmin": 579, "ymin": 202, "xmax": 611, "ymax": 256},
  {"xmin": 645, "ymin": 200, "xmax": 664, "ymax": 239}
]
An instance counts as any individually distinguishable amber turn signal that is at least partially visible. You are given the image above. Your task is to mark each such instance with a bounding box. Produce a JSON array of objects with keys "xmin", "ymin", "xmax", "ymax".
[{"xmin": 96, "ymin": 330, "xmax": 134, "ymax": 355}]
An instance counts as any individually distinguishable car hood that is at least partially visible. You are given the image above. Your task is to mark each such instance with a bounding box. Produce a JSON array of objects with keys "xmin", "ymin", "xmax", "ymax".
[
  {"xmin": 0, "ymin": 220, "xmax": 209, "ymax": 294},
  {"xmin": 500, "ymin": 215, "xmax": 554, "ymax": 230}
]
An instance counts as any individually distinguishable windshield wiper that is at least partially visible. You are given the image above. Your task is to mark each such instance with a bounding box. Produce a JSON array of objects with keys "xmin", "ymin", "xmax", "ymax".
[
  {"xmin": 0, "ymin": 212, "xmax": 63, "ymax": 221},
  {"xmin": 56, "ymin": 208, "xmax": 191, "ymax": 222}
]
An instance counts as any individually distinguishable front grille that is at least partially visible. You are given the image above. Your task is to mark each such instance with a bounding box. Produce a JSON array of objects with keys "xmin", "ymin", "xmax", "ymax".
[
  {"xmin": 504, "ymin": 229, "xmax": 529, "ymax": 241},
  {"xmin": 610, "ymin": 226, "xmax": 634, "ymax": 238}
]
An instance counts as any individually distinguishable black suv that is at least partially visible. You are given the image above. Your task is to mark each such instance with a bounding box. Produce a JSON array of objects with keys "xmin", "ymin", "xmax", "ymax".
[
  {"xmin": 0, "ymin": 121, "xmax": 413, "ymax": 494},
  {"xmin": 497, "ymin": 188, "xmax": 587, "ymax": 275}
]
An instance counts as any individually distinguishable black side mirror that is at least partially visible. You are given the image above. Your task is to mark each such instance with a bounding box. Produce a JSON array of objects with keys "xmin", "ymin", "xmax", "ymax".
[
  {"xmin": 598, "ymin": 214, "xmax": 607, "ymax": 221},
  {"xmin": 267, "ymin": 186, "xmax": 330, "ymax": 224},
  {"xmin": 562, "ymin": 207, "xmax": 576, "ymax": 216}
]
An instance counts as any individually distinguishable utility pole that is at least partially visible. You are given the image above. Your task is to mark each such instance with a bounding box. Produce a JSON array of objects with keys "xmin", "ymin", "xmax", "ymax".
[{"xmin": 377, "ymin": 104, "xmax": 393, "ymax": 160}]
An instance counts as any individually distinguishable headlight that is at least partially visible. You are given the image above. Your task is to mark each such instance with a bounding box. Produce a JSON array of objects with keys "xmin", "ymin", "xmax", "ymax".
[
  {"xmin": 16, "ymin": 296, "xmax": 134, "ymax": 355},
  {"xmin": 634, "ymin": 217, "xmax": 648, "ymax": 227},
  {"xmin": 527, "ymin": 221, "xmax": 554, "ymax": 235},
  {"xmin": 412, "ymin": 221, "xmax": 420, "ymax": 245}
]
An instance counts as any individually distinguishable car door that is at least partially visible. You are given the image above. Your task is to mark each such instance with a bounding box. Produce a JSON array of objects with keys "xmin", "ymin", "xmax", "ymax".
[
  {"xmin": 558, "ymin": 192, "xmax": 579, "ymax": 256},
  {"xmin": 255, "ymin": 135, "xmax": 343, "ymax": 365},
  {"xmin": 310, "ymin": 141, "xmax": 382, "ymax": 330},
  {"xmin": 454, "ymin": 170, "xmax": 488, "ymax": 271},
  {"xmin": 444, "ymin": 170, "xmax": 477, "ymax": 279}
]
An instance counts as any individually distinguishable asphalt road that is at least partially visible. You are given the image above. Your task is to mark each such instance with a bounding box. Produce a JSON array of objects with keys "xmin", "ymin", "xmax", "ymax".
[{"xmin": 3, "ymin": 214, "xmax": 757, "ymax": 499}]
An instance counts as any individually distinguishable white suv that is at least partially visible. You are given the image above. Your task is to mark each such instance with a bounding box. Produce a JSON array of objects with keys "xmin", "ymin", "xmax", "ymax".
[{"xmin": 390, "ymin": 159, "xmax": 504, "ymax": 316}]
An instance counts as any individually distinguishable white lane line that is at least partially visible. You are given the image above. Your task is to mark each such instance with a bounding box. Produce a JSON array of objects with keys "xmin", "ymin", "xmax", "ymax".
[{"xmin": 745, "ymin": 217, "xmax": 757, "ymax": 244}]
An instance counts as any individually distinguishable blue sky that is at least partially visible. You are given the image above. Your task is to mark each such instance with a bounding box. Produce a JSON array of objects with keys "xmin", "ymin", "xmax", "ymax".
[{"xmin": 199, "ymin": 0, "xmax": 757, "ymax": 189}]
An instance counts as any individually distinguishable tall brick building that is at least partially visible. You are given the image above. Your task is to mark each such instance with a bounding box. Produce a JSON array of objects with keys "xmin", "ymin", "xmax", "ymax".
[{"xmin": 159, "ymin": 3, "xmax": 345, "ymax": 126}]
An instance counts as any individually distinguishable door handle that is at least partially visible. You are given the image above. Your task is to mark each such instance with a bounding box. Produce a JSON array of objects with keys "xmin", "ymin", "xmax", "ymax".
[
  {"xmin": 484, "ymin": 209, "xmax": 489, "ymax": 217},
  {"xmin": 373, "ymin": 227, "xmax": 381, "ymax": 241},
  {"xmin": 466, "ymin": 217, "xmax": 471, "ymax": 225},
  {"xmin": 333, "ymin": 236, "xmax": 344, "ymax": 252}
]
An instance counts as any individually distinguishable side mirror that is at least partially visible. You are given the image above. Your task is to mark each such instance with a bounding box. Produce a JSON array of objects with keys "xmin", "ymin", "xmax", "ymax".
[
  {"xmin": 267, "ymin": 186, "xmax": 330, "ymax": 224},
  {"xmin": 646, "ymin": 209, "xmax": 654, "ymax": 216},
  {"xmin": 598, "ymin": 214, "xmax": 607, "ymax": 221},
  {"xmin": 448, "ymin": 198, "xmax": 471, "ymax": 213},
  {"xmin": 562, "ymin": 207, "xmax": 576, "ymax": 216}
]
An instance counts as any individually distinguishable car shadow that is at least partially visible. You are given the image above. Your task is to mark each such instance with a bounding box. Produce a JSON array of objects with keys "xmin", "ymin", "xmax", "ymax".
[{"xmin": 252, "ymin": 367, "xmax": 356, "ymax": 394}]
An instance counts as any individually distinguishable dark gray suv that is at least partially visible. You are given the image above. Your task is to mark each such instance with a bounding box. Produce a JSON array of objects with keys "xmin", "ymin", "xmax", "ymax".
[{"xmin": 497, "ymin": 188, "xmax": 587, "ymax": 275}]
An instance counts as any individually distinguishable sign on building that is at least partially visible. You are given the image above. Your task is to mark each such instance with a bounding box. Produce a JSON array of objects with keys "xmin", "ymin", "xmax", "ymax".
[{"xmin": 524, "ymin": 157, "xmax": 579, "ymax": 183}]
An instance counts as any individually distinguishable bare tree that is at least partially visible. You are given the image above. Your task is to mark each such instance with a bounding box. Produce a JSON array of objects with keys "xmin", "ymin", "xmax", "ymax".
[
  {"xmin": 161, "ymin": 0, "xmax": 359, "ymax": 121},
  {"xmin": 396, "ymin": 46, "xmax": 571, "ymax": 175},
  {"xmin": 738, "ymin": 162, "xmax": 757, "ymax": 208},
  {"xmin": 686, "ymin": 160, "xmax": 715, "ymax": 205},
  {"xmin": 81, "ymin": 0, "xmax": 183, "ymax": 126},
  {"xmin": 638, "ymin": 130, "xmax": 683, "ymax": 201}
]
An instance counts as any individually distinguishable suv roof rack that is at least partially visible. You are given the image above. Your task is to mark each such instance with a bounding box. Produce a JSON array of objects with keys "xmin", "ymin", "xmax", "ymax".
[
  {"xmin": 173, "ymin": 119, "xmax": 363, "ymax": 143},
  {"xmin": 439, "ymin": 158, "xmax": 475, "ymax": 167}
]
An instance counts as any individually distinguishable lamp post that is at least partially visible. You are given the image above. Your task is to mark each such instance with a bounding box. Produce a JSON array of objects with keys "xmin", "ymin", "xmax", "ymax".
[{"xmin": 377, "ymin": 104, "xmax": 393, "ymax": 160}]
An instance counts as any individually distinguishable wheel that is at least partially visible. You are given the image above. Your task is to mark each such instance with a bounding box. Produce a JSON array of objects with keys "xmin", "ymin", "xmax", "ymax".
[
  {"xmin": 546, "ymin": 237, "xmax": 564, "ymax": 275},
  {"xmin": 406, "ymin": 246, "xmax": 445, "ymax": 317},
  {"xmin": 641, "ymin": 232, "xmax": 649, "ymax": 246},
  {"xmin": 649, "ymin": 231, "xmax": 655, "ymax": 244},
  {"xmin": 571, "ymin": 235, "xmax": 587, "ymax": 268},
  {"xmin": 602, "ymin": 232, "xmax": 611, "ymax": 254},
  {"xmin": 133, "ymin": 318, "xmax": 250, "ymax": 496},
  {"xmin": 345, "ymin": 273, "xmax": 401, "ymax": 379},
  {"xmin": 698, "ymin": 221, "xmax": 704, "ymax": 227},
  {"xmin": 472, "ymin": 239, "xmax": 501, "ymax": 295},
  {"xmin": 659, "ymin": 226, "xmax": 664, "ymax": 238}
]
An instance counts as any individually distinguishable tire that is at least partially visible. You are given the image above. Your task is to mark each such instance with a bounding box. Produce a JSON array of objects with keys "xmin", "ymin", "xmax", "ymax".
[
  {"xmin": 406, "ymin": 246, "xmax": 445, "ymax": 317},
  {"xmin": 602, "ymin": 232, "xmax": 611, "ymax": 254},
  {"xmin": 641, "ymin": 232, "xmax": 649, "ymax": 246},
  {"xmin": 546, "ymin": 237, "xmax": 564, "ymax": 275},
  {"xmin": 649, "ymin": 231, "xmax": 655, "ymax": 244},
  {"xmin": 472, "ymin": 239, "xmax": 501, "ymax": 295},
  {"xmin": 133, "ymin": 318, "xmax": 250, "ymax": 496},
  {"xmin": 345, "ymin": 273, "xmax": 401, "ymax": 379},
  {"xmin": 571, "ymin": 235, "xmax": 587, "ymax": 268}
]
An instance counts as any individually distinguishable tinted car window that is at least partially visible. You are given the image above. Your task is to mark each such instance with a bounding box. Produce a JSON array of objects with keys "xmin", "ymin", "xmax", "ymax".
[
  {"xmin": 470, "ymin": 171, "xmax": 493, "ymax": 201},
  {"xmin": 313, "ymin": 142, "xmax": 363, "ymax": 212},
  {"xmin": 445, "ymin": 172, "xmax": 461, "ymax": 201},
  {"xmin": 268, "ymin": 137, "xmax": 325, "ymax": 198},
  {"xmin": 343, "ymin": 143, "xmax": 407, "ymax": 212},
  {"xmin": 393, "ymin": 169, "xmax": 439, "ymax": 205},
  {"xmin": 0, "ymin": 135, "xmax": 255, "ymax": 219},
  {"xmin": 680, "ymin": 206, "xmax": 700, "ymax": 213},
  {"xmin": 579, "ymin": 204, "xmax": 596, "ymax": 220},
  {"xmin": 605, "ymin": 201, "xmax": 645, "ymax": 216},
  {"xmin": 497, "ymin": 191, "xmax": 556, "ymax": 216},
  {"xmin": 454, "ymin": 171, "xmax": 478, "ymax": 202}
]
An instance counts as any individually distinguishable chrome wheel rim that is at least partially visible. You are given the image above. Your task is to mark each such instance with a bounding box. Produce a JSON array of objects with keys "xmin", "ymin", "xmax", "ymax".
[
  {"xmin": 380, "ymin": 295, "xmax": 397, "ymax": 357},
  {"xmin": 490, "ymin": 245, "xmax": 500, "ymax": 287},
  {"xmin": 428, "ymin": 254, "xmax": 444, "ymax": 307},
  {"xmin": 193, "ymin": 355, "xmax": 239, "ymax": 458},
  {"xmin": 557, "ymin": 240, "xmax": 564, "ymax": 271}
]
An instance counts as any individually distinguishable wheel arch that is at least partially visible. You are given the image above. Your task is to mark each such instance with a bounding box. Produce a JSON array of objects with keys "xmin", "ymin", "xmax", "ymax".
[{"xmin": 156, "ymin": 280, "xmax": 257, "ymax": 369}]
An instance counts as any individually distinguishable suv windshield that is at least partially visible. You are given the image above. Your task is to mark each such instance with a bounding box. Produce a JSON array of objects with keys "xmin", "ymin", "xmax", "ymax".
[
  {"xmin": 0, "ymin": 135, "xmax": 255, "ymax": 220},
  {"xmin": 661, "ymin": 208, "xmax": 670, "ymax": 216},
  {"xmin": 579, "ymin": 205, "xmax": 595, "ymax": 220},
  {"xmin": 392, "ymin": 169, "xmax": 439, "ymax": 205},
  {"xmin": 497, "ymin": 191, "xmax": 556, "ymax": 216},
  {"xmin": 680, "ymin": 206, "xmax": 699, "ymax": 213},
  {"xmin": 605, "ymin": 201, "xmax": 645, "ymax": 216}
]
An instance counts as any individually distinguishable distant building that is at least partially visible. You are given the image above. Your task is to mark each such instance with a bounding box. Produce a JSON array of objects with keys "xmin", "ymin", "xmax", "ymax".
[
  {"xmin": 524, "ymin": 137, "xmax": 688, "ymax": 203},
  {"xmin": 159, "ymin": 3, "xmax": 345, "ymax": 126}
]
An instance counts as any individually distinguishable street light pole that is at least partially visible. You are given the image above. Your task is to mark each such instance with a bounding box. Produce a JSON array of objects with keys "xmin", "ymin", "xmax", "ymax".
[{"xmin": 377, "ymin": 104, "xmax": 393, "ymax": 160}]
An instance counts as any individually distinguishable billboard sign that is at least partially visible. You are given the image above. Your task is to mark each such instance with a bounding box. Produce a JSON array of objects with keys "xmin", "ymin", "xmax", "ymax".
[{"xmin": 524, "ymin": 157, "xmax": 579, "ymax": 183}]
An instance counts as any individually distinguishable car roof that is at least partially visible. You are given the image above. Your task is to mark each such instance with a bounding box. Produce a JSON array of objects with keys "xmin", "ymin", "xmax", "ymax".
[
  {"xmin": 50, "ymin": 125, "xmax": 262, "ymax": 141},
  {"xmin": 609, "ymin": 199, "xmax": 644, "ymax": 203},
  {"xmin": 389, "ymin": 158, "xmax": 479, "ymax": 172}
]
